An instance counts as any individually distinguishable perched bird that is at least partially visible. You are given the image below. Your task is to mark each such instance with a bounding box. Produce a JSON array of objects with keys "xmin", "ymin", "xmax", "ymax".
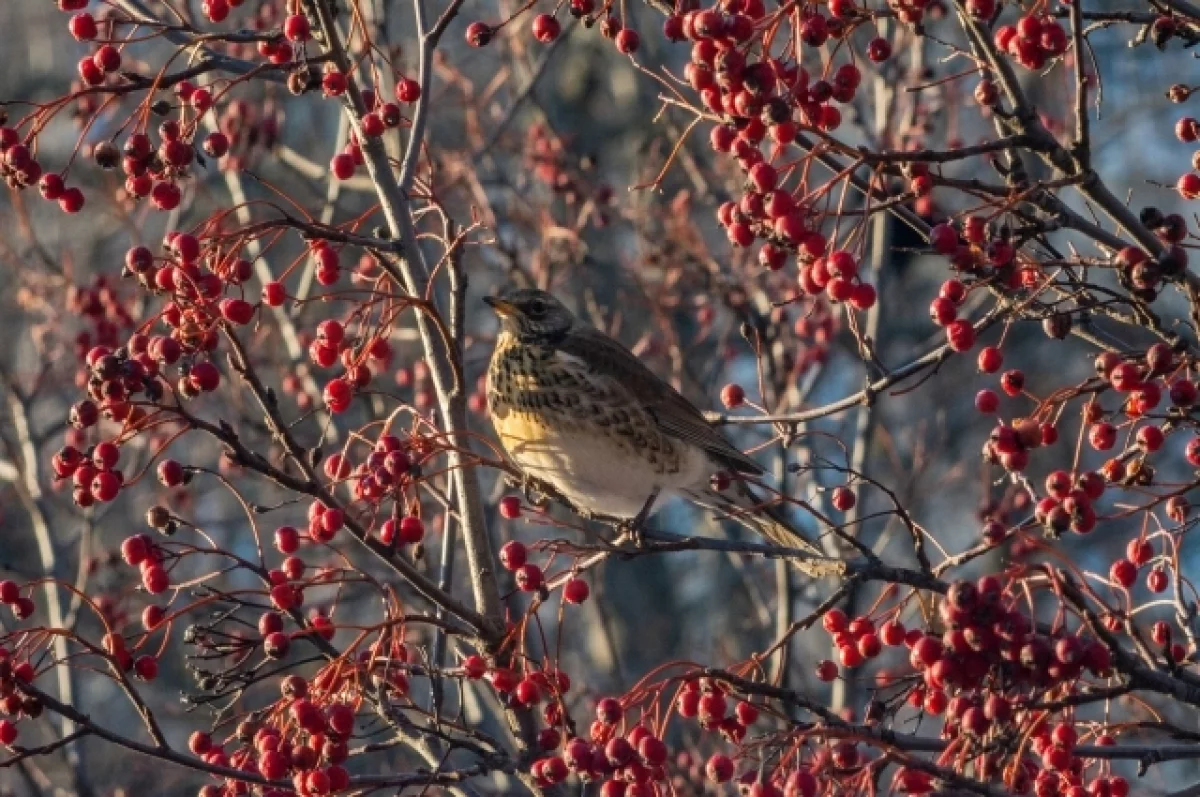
[{"xmin": 484, "ymin": 288, "xmax": 836, "ymax": 574}]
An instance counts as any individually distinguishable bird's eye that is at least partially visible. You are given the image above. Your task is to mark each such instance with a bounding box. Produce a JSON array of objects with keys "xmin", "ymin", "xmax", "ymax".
[{"xmin": 527, "ymin": 299, "xmax": 547, "ymax": 316}]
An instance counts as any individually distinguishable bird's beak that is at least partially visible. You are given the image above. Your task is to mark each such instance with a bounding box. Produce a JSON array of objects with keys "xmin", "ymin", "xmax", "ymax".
[{"xmin": 483, "ymin": 296, "xmax": 517, "ymax": 317}]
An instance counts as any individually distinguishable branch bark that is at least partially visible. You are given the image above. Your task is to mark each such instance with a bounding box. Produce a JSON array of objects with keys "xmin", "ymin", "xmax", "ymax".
[{"xmin": 1, "ymin": 380, "xmax": 90, "ymax": 797}]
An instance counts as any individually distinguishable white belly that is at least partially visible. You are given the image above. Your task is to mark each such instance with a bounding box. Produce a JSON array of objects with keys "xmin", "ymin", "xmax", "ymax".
[{"xmin": 504, "ymin": 424, "xmax": 711, "ymax": 519}]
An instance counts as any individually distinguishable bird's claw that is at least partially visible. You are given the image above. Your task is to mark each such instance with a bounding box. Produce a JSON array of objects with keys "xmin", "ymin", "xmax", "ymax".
[
  {"xmin": 505, "ymin": 474, "xmax": 553, "ymax": 510},
  {"xmin": 616, "ymin": 488, "xmax": 661, "ymax": 550},
  {"xmin": 615, "ymin": 519, "xmax": 648, "ymax": 549}
]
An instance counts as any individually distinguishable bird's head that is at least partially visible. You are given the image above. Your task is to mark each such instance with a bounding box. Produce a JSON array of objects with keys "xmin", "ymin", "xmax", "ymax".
[{"xmin": 484, "ymin": 288, "xmax": 575, "ymax": 344}]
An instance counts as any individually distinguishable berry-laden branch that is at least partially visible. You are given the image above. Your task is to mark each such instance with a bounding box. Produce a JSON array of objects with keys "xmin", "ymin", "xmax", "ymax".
[
  {"xmin": 109, "ymin": 0, "xmax": 291, "ymax": 84},
  {"xmin": 0, "ymin": 374, "xmax": 88, "ymax": 792},
  {"xmin": 178, "ymin": 330, "xmax": 493, "ymax": 633},
  {"xmin": 302, "ymin": 0, "xmax": 504, "ymax": 632},
  {"xmin": 297, "ymin": 0, "xmax": 555, "ymax": 788}
]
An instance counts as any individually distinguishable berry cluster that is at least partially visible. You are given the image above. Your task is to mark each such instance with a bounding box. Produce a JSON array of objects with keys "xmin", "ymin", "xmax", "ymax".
[
  {"xmin": 0, "ymin": 653, "xmax": 39, "ymax": 751},
  {"xmin": 993, "ymin": 14, "xmax": 1070, "ymax": 71},
  {"xmin": 186, "ymin": 671, "xmax": 361, "ymax": 796}
]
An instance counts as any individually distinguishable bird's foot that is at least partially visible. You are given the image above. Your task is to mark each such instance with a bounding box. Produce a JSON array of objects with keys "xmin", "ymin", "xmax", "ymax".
[
  {"xmin": 504, "ymin": 474, "xmax": 554, "ymax": 510},
  {"xmin": 615, "ymin": 520, "xmax": 647, "ymax": 549},
  {"xmin": 616, "ymin": 488, "xmax": 661, "ymax": 549}
]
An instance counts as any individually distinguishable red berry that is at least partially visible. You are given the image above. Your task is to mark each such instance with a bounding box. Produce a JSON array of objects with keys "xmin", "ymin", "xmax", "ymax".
[
  {"xmin": 306, "ymin": 770, "xmax": 331, "ymax": 794},
  {"xmin": 750, "ymin": 162, "xmax": 778, "ymax": 193},
  {"xmin": 151, "ymin": 181, "xmax": 182, "ymax": 210},
  {"xmin": 202, "ymin": 132, "xmax": 228, "ymax": 158},
  {"xmin": 515, "ymin": 678, "xmax": 542, "ymax": 706},
  {"xmin": 516, "ymin": 563, "xmax": 544, "ymax": 591},
  {"xmin": 857, "ymin": 632, "xmax": 882, "ymax": 658},
  {"xmin": 283, "ymin": 13, "xmax": 312, "ymax": 41},
  {"xmin": 929, "ymin": 297, "xmax": 957, "ymax": 326},
  {"xmin": 924, "ymin": 689, "xmax": 949, "ymax": 715},
  {"xmin": 1109, "ymin": 558, "xmax": 1137, "ymax": 588},
  {"xmin": 929, "ymin": 223, "xmax": 958, "ymax": 254},
  {"xmin": 831, "ymin": 486, "xmax": 856, "ymax": 511},
  {"xmin": 849, "ymin": 283, "xmax": 877, "ymax": 310},
  {"xmin": 59, "ymin": 187, "xmax": 85, "ymax": 213},
  {"xmin": 596, "ymin": 697, "xmax": 623, "ymax": 724},
  {"xmin": 637, "ymin": 735, "xmax": 666, "ymax": 765},
  {"xmin": 839, "ymin": 644, "xmax": 863, "ymax": 667},
  {"xmin": 881, "ymin": 620, "xmax": 906, "ymax": 646},
  {"xmin": 911, "ymin": 635, "xmax": 943, "ymax": 667},
  {"xmin": 940, "ymin": 279, "xmax": 968, "ymax": 304},
  {"xmin": 663, "ymin": 14, "xmax": 686, "ymax": 40},
  {"xmin": 975, "ymin": 389, "xmax": 999, "ymax": 414},
  {"xmin": 331, "ymin": 153, "xmax": 355, "ymax": 180},
  {"xmin": 133, "ymin": 654, "xmax": 159, "ymax": 681},
  {"xmin": 532, "ymin": 13, "xmax": 561, "ymax": 42},
  {"xmin": 189, "ymin": 361, "xmax": 220, "ymax": 392},
  {"xmin": 866, "ymin": 37, "xmax": 891, "ymax": 62},
  {"xmin": 563, "ymin": 577, "xmax": 590, "ymax": 604},
  {"xmin": 1188, "ymin": 437, "xmax": 1200, "ymax": 467},
  {"xmin": 219, "ymin": 298, "xmax": 254, "ymax": 325},
  {"xmin": 462, "ymin": 655, "xmax": 487, "ymax": 679},
  {"xmin": 1179, "ymin": 173, "xmax": 1200, "ymax": 199},
  {"xmin": 92, "ymin": 441, "xmax": 119, "ymax": 469},
  {"xmin": 500, "ymin": 540, "xmax": 527, "ymax": 570},
  {"xmin": 720, "ymin": 383, "xmax": 745, "ymax": 408},
  {"xmin": 323, "ymin": 377, "xmax": 352, "ymax": 412},
  {"xmin": 1137, "ymin": 425, "xmax": 1165, "ymax": 452},
  {"xmin": 94, "ymin": 44, "xmax": 121, "ymax": 73},
  {"xmin": 69, "ymin": 12, "xmax": 97, "ymax": 40},
  {"xmin": 121, "ymin": 535, "xmax": 150, "ymax": 566},
  {"xmin": 361, "ymin": 112, "xmax": 385, "ymax": 137},
  {"xmin": 698, "ymin": 691, "xmax": 727, "ymax": 721},
  {"xmin": 1000, "ymin": 369, "xmax": 1025, "ymax": 397},
  {"xmin": 91, "ymin": 470, "xmax": 120, "ymax": 502},
  {"xmin": 39, "ymin": 173, "xmax": 65, "ymax": 201},
  {"xmin": 323, "ymin": 71, "xmax": 347, "ymax": 96},
  {"xmin": 142, "ymin": 565, "xmax": 169, "ymax": 595},
  {"xmin": 142, "ymin": 605, "xmax": 165, "ymax": 630},
  {"xmin": 823, "ymin": 608, "xmax": 848, "ymax": 633},
  {"xmin": 977, "ymin": 347, "xmax": 1003, "ymax": 373},
  {"xmin": 1089, "ymin": 423, "xmax": 1116, "ymax": 451},
  {"xmin": 466, "ymin": 22, "xmax": 493, "ymax": 46},
  {"xmin": 0, "ymin": 582, "xmax": 19, "ymax": 605},
  {"xmin": 706, "ymin": 754, "xmax": 734, "ymax": 783},
  {"xmin": 946, "ymin": 319, "xmax": 976, "ymax": 352},
  {"xmin": 398, "ymin": 516, "xmax": 425, "ymax": 544},
  {"xmin": 270, "ymin": 583, "xmax": 297, "ymax": 610},
  {"xmin": 615, "ymin": 28, "xmax": 640, "ymax": 53},
  {"xmin": 735, "ymin": 700, "xmax": 759, "ymax": 726},
  {"xmin": 499, "ymin": 496, "xmax": 522, "ymax": 519},
  {"xmin": 275, "ymin": 526, "xmax": 299, "ymax": 554},
  {"xmin": 256, "ymin": 281, "xmax": 284, "ymax": 308},
  {"xmin": 1127, "ymin": 538, "xmax": 1152, "ymax": 565},
  {"xmin": 394, "ymin": 77, "xmax": 421, "ymax": 103}
]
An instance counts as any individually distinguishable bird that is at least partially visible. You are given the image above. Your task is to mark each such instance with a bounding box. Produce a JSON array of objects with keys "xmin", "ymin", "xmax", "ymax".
[{"xmin": 483, "ymin": 288, "xmax": 839, "ymax": 576}]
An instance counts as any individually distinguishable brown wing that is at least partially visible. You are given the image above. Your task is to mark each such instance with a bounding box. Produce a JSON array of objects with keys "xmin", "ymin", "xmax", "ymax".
[{"xmin": 558, "ymin": 325, "xmax": 764, "ymax": 476}]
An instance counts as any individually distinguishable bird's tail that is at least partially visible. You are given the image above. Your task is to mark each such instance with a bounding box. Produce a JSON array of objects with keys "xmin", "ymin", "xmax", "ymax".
[{"xmin": 684, "ymin": 481, "xmax": 846, "ymax": 578}]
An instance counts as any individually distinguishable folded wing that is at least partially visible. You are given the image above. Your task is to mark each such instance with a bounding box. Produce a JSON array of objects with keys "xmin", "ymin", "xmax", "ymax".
[{"xmin": 557, "ymin": 325, "xmax": 764, "ymax": 476}]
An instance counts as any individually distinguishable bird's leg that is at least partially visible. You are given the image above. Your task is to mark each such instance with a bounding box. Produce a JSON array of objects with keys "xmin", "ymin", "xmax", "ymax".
[{"xmin": 619, "ymin": 487, "xmax": 661, "ymax": 549}]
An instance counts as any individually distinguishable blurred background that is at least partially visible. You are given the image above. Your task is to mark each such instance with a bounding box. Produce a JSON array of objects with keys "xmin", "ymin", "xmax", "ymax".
[{"xmin": 3, "ymin": 0, "xmax": 1200, "ymax": 793}]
